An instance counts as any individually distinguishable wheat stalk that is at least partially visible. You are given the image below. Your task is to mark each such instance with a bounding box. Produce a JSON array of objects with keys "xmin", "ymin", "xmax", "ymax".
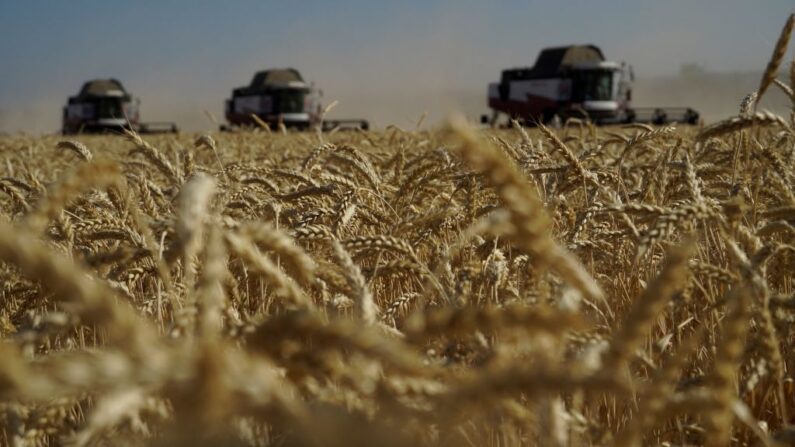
[{"xmin": 756, "ymin": 13, "xmax": 795, "ymax": 105}]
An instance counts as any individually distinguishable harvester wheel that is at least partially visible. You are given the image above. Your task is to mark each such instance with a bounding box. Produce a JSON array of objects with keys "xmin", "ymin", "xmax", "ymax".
[{"xmin": 542, "ymin": 110, "xmax": 559, "ymax": 125}]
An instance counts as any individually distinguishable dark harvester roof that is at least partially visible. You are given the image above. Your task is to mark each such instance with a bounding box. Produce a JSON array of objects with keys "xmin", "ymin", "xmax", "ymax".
[
  {"xmin": 502, "ymin": 45, "xmax": 606, "ymax": 81},
  {"xmin": 249, "ymin": 68, "xmax": 304, "ymax": 89},
  {"xmin": 77, "ymin": 79, "xmax": 128, "ymax": 98},
  {"xmin": 532, "ymin": 45, "xmax": 604, "ymax": 76}
]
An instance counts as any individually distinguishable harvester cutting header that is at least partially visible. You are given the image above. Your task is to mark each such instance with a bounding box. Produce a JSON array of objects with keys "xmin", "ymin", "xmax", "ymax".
[
  {"xmin": 62, "ymin": 79, "xmax": 177, "ymax": 135},
  {"xmin": 224, "ymin": 68, "xmax": 369, "ymax": 131},
  {"xmin": 485, "ymin": 45, "xmax": 699, "ymax": 126}
]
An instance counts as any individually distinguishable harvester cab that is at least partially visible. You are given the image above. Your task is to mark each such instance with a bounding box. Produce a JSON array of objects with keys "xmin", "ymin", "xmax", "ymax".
[
  {"xmin": 62, "ymin": 79, "xmax": 178, "ymax": 135},
  {"xmin": 484, "ymin": 45, "xmax": 699, "ymax": 126},
  {"xmin": 567, "ymin": 61, "xmax": 633, "ymax": 118},
  {"xmin": 63, "ymin": 79, "xmax": 138, "ymax": 134},
  {"xmin": 224, "ymin": 68, "xmax": 369, "ymax": 131},
  {"xmin": 225, "ymin": 68, "xmax": 315, "ymax": 130}
]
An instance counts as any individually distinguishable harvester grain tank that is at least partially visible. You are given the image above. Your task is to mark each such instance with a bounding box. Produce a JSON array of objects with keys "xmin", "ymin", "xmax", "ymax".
[
  {"xmin": 62, "ymin": 79, "xmax": 177, "ymax": 135},
  {"xmin": 484, "ymin": 45, "xmax": 699, "ymax": 125},
  {"xmin": 224, "ymin": 68, "xmax": 369, "ymax": 131}
]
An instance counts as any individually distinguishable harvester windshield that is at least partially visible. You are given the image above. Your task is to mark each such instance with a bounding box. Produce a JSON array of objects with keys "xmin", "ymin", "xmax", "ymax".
[
  {"xmin": 273, "ymin": 89, "xmax": 307, "ymax": 114},
  {"xmin": 572, "ymin": 70, "xmax": 614, "ymax": 102},
  {"xmin": 96, "ymin": 97, "xmax": 125, "ymax": 119}
]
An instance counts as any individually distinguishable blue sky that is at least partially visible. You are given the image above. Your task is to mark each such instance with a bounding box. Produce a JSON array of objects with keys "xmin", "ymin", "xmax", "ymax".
[{"xmin": 0, "ymin": 1, "xmax": 793, "ymax": 132}]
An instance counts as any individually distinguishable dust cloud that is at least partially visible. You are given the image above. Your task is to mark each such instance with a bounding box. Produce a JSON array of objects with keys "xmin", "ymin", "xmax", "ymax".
[{"xmin": 633, "ymin": 72, "xmax": 790, "ymax": 123}]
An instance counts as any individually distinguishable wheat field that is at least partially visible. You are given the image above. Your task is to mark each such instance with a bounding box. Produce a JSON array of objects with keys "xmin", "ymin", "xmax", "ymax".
[{"xmin": 1, "ymin": 16, "xmax": 795, "ymax": 447}]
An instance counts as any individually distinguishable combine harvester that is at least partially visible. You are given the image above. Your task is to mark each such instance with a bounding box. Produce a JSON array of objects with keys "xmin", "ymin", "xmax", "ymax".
[
  {"xmin": 223, "ymin": 68, "xmax": 369, "ymax": 131},
  {"xmin": 62, "ymin": 79, "xmax": 178, "ymax": 135},
  {"xmin": 484, "ymin": 45, "xmax": 699, "ymax": 126}
]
